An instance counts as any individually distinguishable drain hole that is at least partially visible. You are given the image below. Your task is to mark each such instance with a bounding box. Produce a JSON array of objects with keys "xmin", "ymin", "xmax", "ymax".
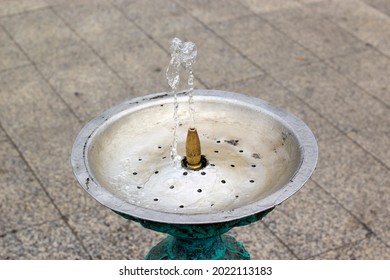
[
  {"xmin": 179, "ymin": 205, "xmax": 184, "ymax": 208},
  {"xmin": 169, "ymin": 185, "xmax": 175, "ymax": 189},
  {"xmin": 162, "ymin": 156, "xmax": 167, "ymax": 159},
  {"xmin": 214, "ymin": 150, "xmax": 219, "ymax": 153},
  {"xmin": 251, "ymin": 164, "xmax": 256, "ymax": 167},
  {"xmin": 216, "ymin": 140, "xmax": 221, "ymax": 143},
  {"xmin": 201, "ymin": 171, "xmax": 206, "ymax": 175},
  {"xmin": 221, "ymin": 180, "xmax": 226, "ymax": 184},
  {"xmin": 211, "ymin": 203, "xmax": 214, "ymax": 207},
  {"xmin": 239, "ymin": 150, "xmax": 244, "ymax": 153},
  {"xmin": 158, "ymin": 146, "xmax": 162, "ymax": 149},
  {"xmin": 235, "ymin": 195, "xmax": 239, "ymax": 198},
  {"xmin": 183, "ymin": 171, "xmax": 188, "ymax": 176},
  {"xmin": 210, "ymin": 163, "xmax": 215, "ymax": 167},
  {"xmin": 154, "ymin": 198, "xmax": 158, "ymax": 201},
  {"xmin": 197, "ymin": 189, "xmax": 202, "ymax": 193},
  {"xmin": 181, "ymin": 155, "xmax": 209, "ymax": 171},
  {"xmin": 133, "ymin": 172, "xmax": 138, "ymax": 175},
  {"xmin": 138, "ymin": 158, "xmax": 142, "ymax": 161},
  {"xmin": 137, "ymin": 186, "xmax": 142, "ymax": 189},
  {"xmin": 155, "ymin": 170, "xmax": 159, "ymax": 174},
  {"xmin": 249, "ymin": 180, "xmax": 255, "ymax": 183},
  {"xmin": 230, "ymin": 164, "xmax": 235, "ymax": 167}
]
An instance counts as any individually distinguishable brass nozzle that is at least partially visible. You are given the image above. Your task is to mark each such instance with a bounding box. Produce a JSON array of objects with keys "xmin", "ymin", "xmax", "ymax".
[{"xmin": 185, "ymin": 127, "xmax": 202, "ymax": 170}]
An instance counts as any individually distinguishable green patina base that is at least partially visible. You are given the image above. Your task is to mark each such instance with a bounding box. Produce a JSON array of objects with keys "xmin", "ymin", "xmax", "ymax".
[
  {"xmin": 146, "ymin": 234, "xmax": 249, "ymax": 260},
  {"xmin": 114, "ymin": 207, "xmax": 273, "ymax": 260}
]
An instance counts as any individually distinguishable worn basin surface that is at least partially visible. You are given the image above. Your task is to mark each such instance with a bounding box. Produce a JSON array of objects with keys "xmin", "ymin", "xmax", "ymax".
[{"xmin": 71, "ymin": 90, "xmax": 318, "ymax": 224}]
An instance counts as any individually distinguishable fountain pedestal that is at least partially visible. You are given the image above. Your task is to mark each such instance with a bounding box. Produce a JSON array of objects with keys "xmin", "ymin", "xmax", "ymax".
[{"xmin": 115, "ymin": 208, "xmax": 273, "ymax": 260}]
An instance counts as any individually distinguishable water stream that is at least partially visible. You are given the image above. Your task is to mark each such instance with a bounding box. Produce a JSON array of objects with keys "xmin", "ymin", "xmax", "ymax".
[{"xmin": 166, "ymin": 37, "xmax": 197, "ymax": 167}]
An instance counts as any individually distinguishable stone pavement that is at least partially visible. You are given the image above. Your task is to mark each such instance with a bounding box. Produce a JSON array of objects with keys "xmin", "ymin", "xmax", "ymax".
[{"xmin": 0, "ymin": 0, "xmax": 389, "ymax": 259}]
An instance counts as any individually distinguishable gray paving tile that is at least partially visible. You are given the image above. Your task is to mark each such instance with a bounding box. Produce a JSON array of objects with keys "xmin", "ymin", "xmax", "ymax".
[
  {"xmin": 52, "ymin": 1, "xmax": 148, "ymax": 58},
  {"xmin": 0, "ymin": 220, "xmax": 89, "ymax": 259},
  {"xmin": 313, "ymin": 135, "xmax": 390, "ymax": 244},
  {"xmin": 230, "ymin": 221, "xmax": 296, "ymax": 259},
  {"xmin": 209, "ymin": 16, "xmax": 320, "ymax": 76},
  {"xmin": 90, "ymin": 38, "xmax": 170, "ymax": 94},
  {"xmin": 0, "ymin": 0, "xmax": 48, "ymax": 17},
  {"xmin": 260, "ymin": 5, "xmax": 367, "ymax": 59},
  {"xmin": 219, "ymin": 74, "xmax": 339, "ymax": 142},
  {"xmin": 264, "ymin": 180, "xmax": 370, "ymax": 259},
  {"xmin": 314, "ymin": 235, "xmax": 390, "ymax": 259},
  {"xmin": 0, "ymin": 8, "xmax": 83, "ymax": 65},
  {"xmin": 364, "ymin": 0, "xmax": 390, "ymax": 16},
  {"xmin": 0, "ymin": 66, "xmax": 95, "ymax": 215},
  {"xmin": 54, "ymin": 2, "xmax": 169, "ymax": 96},
  {"xmin": 242, "ymin": 0, "xmax": 303, "ymax": 14},
  {"xmin": 308, "ymin": 0, "xmax": 390, "ymax": 57},
  {"xmin": 347, "ymin": 123, "xmax": 390, "ymax": 169},
  {"xmin": 155, "ymin": 26, "xmax": 263, "ymax": 88},
  {"xmin": 1, "ymin": 7, "xmax": 134, "ymax": 122},
  {"xmin": 67, "ymin": 205, "xmax": 165, "ymax": 259},
  {"xmin": 271, "ymin": 62, "xmax": 390, "ymax": 133},
  {"xmin": 329, "ymin": 48, "xmax": 390, "ymax": 106},
  {"xmin": 0, "ymin": 27, "xmax": 30, "ymax": 71},
  {"xmin": 0, "ymin": 129, "xmax": 60, "ymax": 235},
  {"xmin": 112, "ymin": 0, "xmax": 204, "ymax": 37},
  {"xmin": 177, "ymin": 0, "xmax": 252, "ymax": 24},
  {"xmin": 37, "ymin": 43, "xmax": 132, "ymax": 122},
  {"xmin": 297, "ymin": 0, "xmax": 326, "ymax": 3}
]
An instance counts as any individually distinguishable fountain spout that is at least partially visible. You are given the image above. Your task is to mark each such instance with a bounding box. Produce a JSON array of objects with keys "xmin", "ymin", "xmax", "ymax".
[{"xmin": 185, "ymin": 127, "xmax": 202, "ymax": 170}]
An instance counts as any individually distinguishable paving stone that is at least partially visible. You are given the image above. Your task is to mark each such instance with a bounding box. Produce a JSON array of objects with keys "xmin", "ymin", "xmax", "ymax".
[
  {"xmin": 0, "ymin": 129, "xmax": 60, "ymax": 235},
  {"xmin": 260, "ymin": 6, "xmax": 367, "ymax": 59},
  {"xmin": 209, "ymin": 15, "xmax": 320, "ymax": 76},
  {"xmin": 0, "ymin": 66, "xmax": 95, "ymax": 215},
  {"xmin": 0, "ymin": 28, "xmax": 30, "ymax": 71},
  {"xmin": 308, "ymin": 0, "xmax": 390, "ymax": 57},
  {"xmin": 0, "ymin": 8, "xmax": 83, "ymax": 65},
  {"xmin": 242, "ymin": 0, "xmax": 303, "ymax": 14},
  {"xmin": 67, "ymin": 205, "xmax": 165, "ymax": 259},
  {"xmin": 347, "ymin": 123, "xmax": 390, "ymax": 169},
  {"xmin": 0, "ymin": 220, "xmax": 90, "ymax": 259},
  {"xmin": 314, "ymin": 235, "xmax": 390, "ymax": 259},
  {"xmin": 155, "ymin": 26, "xmax": 263, "ymax": 88},
  {"xmin": 54, "ymin": 2, "xmax": 169, "ymax": 96},
  {"xmin": 52, "ymin": 1, "xmax": 148, "ymax": 58},
  {"xmin": 1, "ymin": 7, "xmax": 135, "ymax": 122},
  {"xmin": 271, "ymin": 62, "xmax": 390, "ymax": 133},
  {"xmin": 313, "ymin": 135, "xmax": 390, "ymax": 244},
  {"xmin": 219, "ymin": 74, "xmax": 339, "ymax": 142},
  {"xmin": 90, "ymin": 38, "xmax": 169, "ymax": 94},
  {"xmin": 329, "ymin": 48, "xmax": 390, "ymax": 106},
  {"xmin": 39, "ymin": 47, "xmax": 132, "ymax": 123},
  {"xmin": 363, "ymin": 0, "xmax": 390, "ymax": 16},
  {"xmin": 230, "ymin": 221, "xmax": 296, "ymax": 259},
  {"xmin": 297, "ymin": 0, "xmax": 326, "ymax": 3},
  {"xmin": 177, "ymin": 0, "xmax": 253, "ymax": 24},
  {"xmin": 263, "ymin": 180, "xmax": 370, "ymax": 259},
  {"xmin": 112, "ymin": 0, "xmax": 204, "ymax": 37},
  {"xmin": 0, "ymin": 0, "xmax": 48, "ymax": 17}
]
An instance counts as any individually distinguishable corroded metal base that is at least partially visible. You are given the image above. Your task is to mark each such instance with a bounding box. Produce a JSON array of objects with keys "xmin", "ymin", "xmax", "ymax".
[
  {"xmin": 114, "ymin": 208, "xmax": 273, "ymax": 260},
  {"xmin": 146, "ymin": 234, "xmax": 249, "ymax": 260}
]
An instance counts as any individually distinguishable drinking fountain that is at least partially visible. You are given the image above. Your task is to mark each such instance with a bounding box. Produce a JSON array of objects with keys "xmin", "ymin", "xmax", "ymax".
[{"xmin": 71, "ymin": 89, "xmax": 318, "ymax": 259}]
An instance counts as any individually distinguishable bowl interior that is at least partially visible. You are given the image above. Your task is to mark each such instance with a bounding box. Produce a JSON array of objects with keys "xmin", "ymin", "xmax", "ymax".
[{"xmin": 86, "ymin": 92, "xmax": 303, "ymax": 217}]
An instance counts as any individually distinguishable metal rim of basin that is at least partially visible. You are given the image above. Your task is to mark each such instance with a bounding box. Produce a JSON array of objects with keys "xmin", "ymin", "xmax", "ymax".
[{"xmin": 71, "ymin": 90, "xmax": 318, "ymax": 224}]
